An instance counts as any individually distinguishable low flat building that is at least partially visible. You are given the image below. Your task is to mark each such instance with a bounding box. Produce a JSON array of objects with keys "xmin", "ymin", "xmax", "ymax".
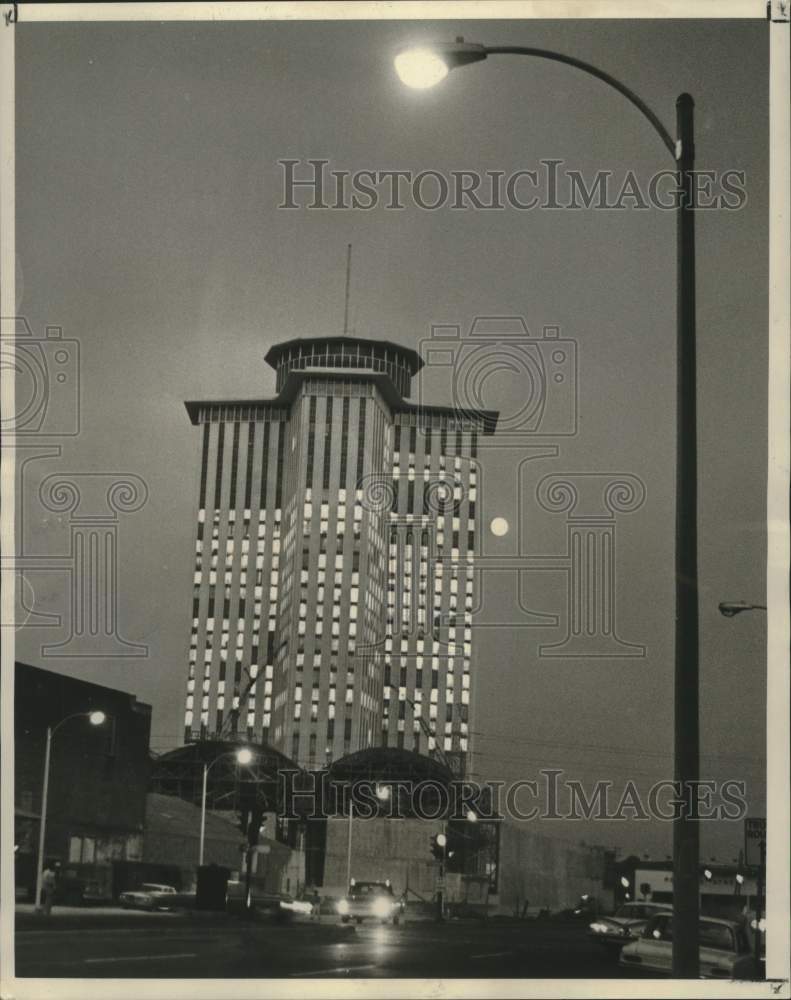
[{"xmin": 14, "ymin": 661, "xmax": 152, "ymax": 901}]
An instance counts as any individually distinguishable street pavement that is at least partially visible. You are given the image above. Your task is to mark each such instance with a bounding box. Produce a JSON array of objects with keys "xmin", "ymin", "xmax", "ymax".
[{"xmin": 15, "ymin": 911, "xmax": 643, "ymax": 979}]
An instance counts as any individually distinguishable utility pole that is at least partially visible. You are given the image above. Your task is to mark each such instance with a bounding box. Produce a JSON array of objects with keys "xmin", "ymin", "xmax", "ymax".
[{"xmin": 754, "ymin": 838, "xmax": 765, "ymax": 980}]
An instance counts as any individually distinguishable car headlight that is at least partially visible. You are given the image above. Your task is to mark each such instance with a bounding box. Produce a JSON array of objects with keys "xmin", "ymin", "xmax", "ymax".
[
  {"xmin": 337, "ymin": 899, "xmax": 349, "ymax": 915},
  {"xmin": 589, "ymin": 922, "xmax": 609, "ymax": 934},
  {"xmin": 372, "ymin": 897, "xmax": 392, "ymax": 918}
]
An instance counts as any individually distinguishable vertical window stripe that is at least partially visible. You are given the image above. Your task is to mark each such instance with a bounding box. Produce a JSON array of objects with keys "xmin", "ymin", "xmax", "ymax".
[
  {"xmin": 259, "ymin": 420, "xmax": 271, "ymax": 509},
  {"xmin": 213, "ymin": 423, "xmax": 226, "ymax": 509},
  {"xmin": 322, "ymin": 397, "xmax": 334, "ymax": 490},
  {"xmin": 339, "ymin": 396, "xmax": 350, "ymax": 489},
  {"xmin": 244, "ymin": 422, "xmax": 255, "ymax": 510},
  {"xmin": 229, "ymin": 421, "xmax": 241, "ymax": 508},
  {"xmin": 199, "ymin": 423, "xmax": 210, "ymax": 507},
  {"xmin": 306, "ymin": 397, "xmax": 317, "ymax": 489},
  {"xmin": 356, "ymin": 398, "xmax": 366, "ymax": 488},
  {"xmin": 276, "ymin": 421, "xmax": 285, "ymax": 509}
]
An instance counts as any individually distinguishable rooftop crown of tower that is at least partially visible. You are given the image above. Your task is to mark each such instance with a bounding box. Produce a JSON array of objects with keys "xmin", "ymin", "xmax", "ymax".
[{"xmin": 264, "ymin": 336, "xmax": 423, "ymax": 400}]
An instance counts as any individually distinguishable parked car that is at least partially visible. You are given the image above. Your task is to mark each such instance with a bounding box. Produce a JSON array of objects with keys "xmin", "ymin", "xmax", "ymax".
[
  {"xmin": 619, "ymin": 913, "xmax": 754, "ymax": 978},
  {"xmin": 589, "ymin": 901, "xmax": 672, "ymax": 953},
  {"xmin": 119, "ymin": 883, "xmax": 178, "ymax": 911},
  {"xmin": 336, "ymin": 880, "xmax": 403, "ymax": 925}
]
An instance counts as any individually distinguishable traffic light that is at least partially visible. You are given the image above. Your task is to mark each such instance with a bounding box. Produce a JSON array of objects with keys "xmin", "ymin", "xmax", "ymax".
[
  {"xmin": 239, "ymin": 803, "xmax": 266, "ymax": 846},
  {"xmin": 430, "ymin": 833, "xmax": 447, "ymax": 860}
]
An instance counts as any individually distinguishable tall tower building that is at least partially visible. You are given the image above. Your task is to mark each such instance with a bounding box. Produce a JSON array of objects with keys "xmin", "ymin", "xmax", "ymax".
[{"xmin": 183, "ymin": 337, "xmax": 497, "ymax": 772}]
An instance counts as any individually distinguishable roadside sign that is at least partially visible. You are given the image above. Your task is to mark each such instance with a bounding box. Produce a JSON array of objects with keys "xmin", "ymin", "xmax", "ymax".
[{"xmin": 744, "ymin": 817, "xmax": 766, "ymax": 867}]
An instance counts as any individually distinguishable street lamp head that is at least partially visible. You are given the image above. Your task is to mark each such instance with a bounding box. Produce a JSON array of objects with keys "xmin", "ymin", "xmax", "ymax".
[
  {"xmin": 88, "ymin": 711, "xmax": 106, "ymax": 726},
  {"xmin": 436, "ymin": 833, "xmax": 447, "ymax": 848},
  {"xmin": 466, "ymin": 810, "xmax": 478, "ymax": 823},
  {"xmin": 718, "ymin": 601, "xmax": 765, "ymax": 617},
  {"xmin": 394, "ymin": 38, "xmax": 487, "ymax": 89},
  {"xmin": 236, "ymin": 747, "xmax": 254, "ymax": 766},
  {"xmin": 375, "ymin": 784, "xmax": 390, "ymax": 801}
]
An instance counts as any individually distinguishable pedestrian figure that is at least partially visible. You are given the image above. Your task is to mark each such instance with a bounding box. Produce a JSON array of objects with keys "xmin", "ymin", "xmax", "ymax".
[
  {"xmin": 311, "ymin": 888, "xmax": 321, "ymax": 921},
  {"xmin": 39, "ymin": 864, "xmax": 57, "ymax": 915}
]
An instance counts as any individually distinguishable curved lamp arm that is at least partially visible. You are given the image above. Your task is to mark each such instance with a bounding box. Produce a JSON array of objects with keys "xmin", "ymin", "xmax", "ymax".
[
  {"xmin": 484, "ymin": 46, "xmax": 676, "ymax": 158},
  {"xmin": 50, "ymin": 711, "xmax": 97, "ymax": 736}
]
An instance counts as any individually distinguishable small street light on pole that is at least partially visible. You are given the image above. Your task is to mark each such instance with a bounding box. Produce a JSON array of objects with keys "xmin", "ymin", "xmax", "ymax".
[
  {"xmin": 198, "ymin": 746, "xmax": 254, "ymax": 867},
  {"xmin": 718, "ymin": 601, "xmax": 767, "ymax": 617},
  {"xmin": 35, "ymin": 710, "xmax": 107, "ymax": 913},
  {"xmin": 435, "ymin": 832, "xmax": 447, "ymax": 921},
  {"xmin": 345, "ymin": 783, "xmax": 390, "ymax": 889}
]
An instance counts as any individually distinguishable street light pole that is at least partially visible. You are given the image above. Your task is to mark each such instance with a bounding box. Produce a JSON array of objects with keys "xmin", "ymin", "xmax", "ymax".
[
  {"xmin": 199, "ymin": 763, "xmax": 209, "ymax": 867},
  {"xmin": 34, "ymin": 711, "xmax": 106, "ymax": 912},
  {"xmin": 345, "ymin": 782, "xmax": 389, "ymax": 889},
  {"xmin": 198, "ymin": 747, "xmax": 254, "ymax": 869},
  {"xmin": 345, "ymin": 800, "xmax": 354, "ymax": 890},
  {"xmin": 394, "ymin": 40, "xmax": 700, "ymax": 976},
  {"xmin": 33, "ymin": 725, "xmax": 53, "ymax": 912},
  {"xmin": 673, "ymin": 91, "xmax": 700, "ymax": 979}
]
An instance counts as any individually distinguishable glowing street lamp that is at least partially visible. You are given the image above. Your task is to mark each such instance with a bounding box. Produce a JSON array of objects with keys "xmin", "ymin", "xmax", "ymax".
[
  {"xmin": 35, "ymin": 711, "xmax": 107, "ymax": 912},
  {"xmin": 393, "ymin": 49, "xmax": 449, "ymax": 90},
  {"xmin": 199, "ymin": 747, "xmax": 255, "ymax": 866},
  {"xmin": 394, "ymin": 39, "xmax": 486, "ymax": 89},
  {"xmin": 346, "ymin": 783, "xmax": 390, "ymax": 888},
  {"xmin": 718, "ymin": 601, "xmax": 767, "ymax": 618},
  {"xmin": 394, "ymin": 34, "xmax": 701, "ymax": 977}
]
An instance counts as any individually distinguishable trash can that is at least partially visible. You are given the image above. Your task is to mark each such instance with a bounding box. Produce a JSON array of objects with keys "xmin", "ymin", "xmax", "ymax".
[{"xmin": 196, "ymin": 864, "xmax": 231, "ymax": 911}]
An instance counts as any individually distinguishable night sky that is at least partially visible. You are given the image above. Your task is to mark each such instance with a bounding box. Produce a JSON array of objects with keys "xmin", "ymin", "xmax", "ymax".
[{"xmin": 14, "ymin": 14, "xmax": 768, "ymax": 860}]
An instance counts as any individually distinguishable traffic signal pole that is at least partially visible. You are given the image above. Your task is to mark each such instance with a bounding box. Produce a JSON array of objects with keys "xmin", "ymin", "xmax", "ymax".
[{"xmin": 432, "ymin": 830, "xmax": 447, "ymax": 921}]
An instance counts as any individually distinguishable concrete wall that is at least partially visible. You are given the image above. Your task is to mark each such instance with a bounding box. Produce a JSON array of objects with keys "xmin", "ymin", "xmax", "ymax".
[
  {"xmin": 322, "ymin": 816, "xmax": 446, "ymax": 900},
  {"xmin": 496, "ymin": 821, "xmax": 606, "ymax": 914},
  {"xmin": 319, "ymin": 815, "xmax": 607, "ymax": 914}
]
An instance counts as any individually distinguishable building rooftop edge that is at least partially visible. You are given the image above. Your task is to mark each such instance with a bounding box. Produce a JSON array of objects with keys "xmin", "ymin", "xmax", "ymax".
[
  {"xmin": 185, "ymin": 370, "xmax": 499, "ymax": 432},
  {"xmin": 263, "ymin": 335, "xmax": 424, "ymax": 373},
  {"xmin": 15, "ymin": 661, "xmax": 153, "ymax": 713}
]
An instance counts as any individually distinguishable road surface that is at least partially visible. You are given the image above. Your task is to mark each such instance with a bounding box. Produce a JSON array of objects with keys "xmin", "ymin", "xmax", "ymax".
[{"xmin": 16, "ymin": 914, "xmax": 645, "ymax": 979}]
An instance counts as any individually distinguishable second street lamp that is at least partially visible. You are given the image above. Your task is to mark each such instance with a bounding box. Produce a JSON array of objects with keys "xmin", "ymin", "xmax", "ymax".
[
  {"xmin": 345, "ymin": 783, "xmax": 390, "ymax": 889},
  {"xmin": 718, "ymin": 601, "xmax": 767, "ymax": 617},
  {"xmin": 395, "ymin": 37, "xmax": 700, "ymax": 977},
  {"xmin": 199, "ymin": 746, "xmax": 255, "ymax": 867}
]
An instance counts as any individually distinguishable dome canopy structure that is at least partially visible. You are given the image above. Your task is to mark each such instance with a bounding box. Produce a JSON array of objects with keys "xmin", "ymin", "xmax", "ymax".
[
  {"xmin": 150, "ymin": 739, "xmax": 299, "ymax": 813},
  {"xmin": 327, "ymin": 746, "xmax": 453, "ymax": 787}
]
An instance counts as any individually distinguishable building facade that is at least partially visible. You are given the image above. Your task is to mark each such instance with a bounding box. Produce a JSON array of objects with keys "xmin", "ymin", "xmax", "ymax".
[
  {"xmin": 183, "ymin": 336, "xmax": 497, "ymax": 772},
  {"xmin": 14, "ymin": 661, "xmax": 152, "ymax": 899}
]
